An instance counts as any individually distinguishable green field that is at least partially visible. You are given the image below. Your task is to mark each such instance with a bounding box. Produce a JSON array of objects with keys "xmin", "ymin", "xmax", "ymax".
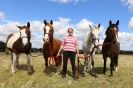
[{"xmin": 0, "ymin": 53, "xmax": 133, "ymax": 88}]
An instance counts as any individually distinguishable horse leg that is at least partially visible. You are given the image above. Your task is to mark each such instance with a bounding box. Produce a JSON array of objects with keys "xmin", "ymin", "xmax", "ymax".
[
  {"xmin": 10, "ymin": 52, "xmax": 13, "ymax": 65},
  {"xmin": 83, "ymin": 55, "xmax": 89, "ymax": 73},
  {"xmin": 44, "ymin": 57, "xmax": 48, "ymax": 73},
  {"xmin": 91, "ymin": 55, "xmax": 94, "ymax": 69},
  {"xmin": 26, "ymin": 54, "xmax": 32, "ymax": 74},
  {"xmin": 110, "ymin": 57, "xmax": 114, "ymax": 77},
  {"xmin": 11, "ymin": 52, "xmax": 17, "ymax": 74},
  {"xmin": 55, "ymin": 56, "xmax": 62, "ymax": 74},
  {"xmin": 114, "ymin": 56, "xmax": 118, "ymax": 72},
  {"xmin": 16, "ymin": 54, "xmax": 20, "ymax": 68},
  {"xmin": 103, "ymin": 56, "xmax": 107, "ymax": 75},
  {"xmin": 91, "ymin": 48, "xmax": 96, "ymax": 69}
]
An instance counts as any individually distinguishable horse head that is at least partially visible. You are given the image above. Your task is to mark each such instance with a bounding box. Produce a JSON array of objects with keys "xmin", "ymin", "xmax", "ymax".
[
  {"xmin": 43, "ymin": 20, "xmax": 54, "ymax": 44},
  {"xmin": 16, "ymin": 22, "xmax": 30, "ymax": 46},
  {"xmin": 89, "ymin": 23, "xmax": 100, "ymax": 47},
  {"xmin": 106, "ymin": 20, "xmax": 119, "ymax": 45}
]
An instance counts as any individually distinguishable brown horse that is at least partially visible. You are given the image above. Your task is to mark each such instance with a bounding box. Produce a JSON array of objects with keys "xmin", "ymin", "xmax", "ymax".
[
  {"xmin": 43, "ymin": 20, "xmax": 62, "ymax": 73},
  {"xmin": 102, "ymin": 20, "xmax": 120, "ymax": 76},
  {"xmin": 6, "ymin": 22, "xmax": 33, "ymax": 74}
]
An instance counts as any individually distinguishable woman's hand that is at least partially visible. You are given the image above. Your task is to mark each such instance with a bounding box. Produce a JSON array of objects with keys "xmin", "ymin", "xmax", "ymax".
[
  {"xmin": 56, "ymin": 53, "xmax": 60, "ymax": 57},
  {"xmin": 77, "ymin": 53, "xmax": 80, "ymax": 58}
]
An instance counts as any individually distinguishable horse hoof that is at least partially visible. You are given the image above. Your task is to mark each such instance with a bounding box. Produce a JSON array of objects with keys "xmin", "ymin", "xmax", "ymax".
[
  {"xmin": 91, "ymin": 72, "xmax": 98, "ymax": 78},
  {"xmin": 43, "ymin": 69, "xmax": 48, "ymax": 74},
  {"xmin": 12, "ymin": 70, "xmax": 16, "ymax": 74},
  {"xmin": 114, "ymin": 67, "xmax": 118, "ymax": 72},
  {"xmin": 28, "ymin": 69, "xmax": 33, "ymax": 74},
  {"xmin": 109, "ymin": 74, "xmax": 113, "ymax": 77},
  {"xmin": 82, "ymin": 73, "xmax": 85, "ymax": 77},
  {"xmin": 103, "ymin": 72, "xmax": 106, "ymax": 75}
]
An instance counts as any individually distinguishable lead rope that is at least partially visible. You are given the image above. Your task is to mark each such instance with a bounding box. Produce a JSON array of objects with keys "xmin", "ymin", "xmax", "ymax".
[{"xmin": 30, "ymin": 53, "xmax": 43, "ymax": 57}]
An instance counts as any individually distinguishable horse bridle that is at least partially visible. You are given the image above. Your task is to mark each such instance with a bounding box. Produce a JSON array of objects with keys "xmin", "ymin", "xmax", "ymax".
[
  {"xmin": 19, "ymin": 31, "xmax": 29, "ymax": 47},
  {"xmin": 19, "ymin": 31, "xmax": 28, "ymax": 39},
  {"xmin": 91, "ymin": 33, "xmax": 99, "ymax": 48}
]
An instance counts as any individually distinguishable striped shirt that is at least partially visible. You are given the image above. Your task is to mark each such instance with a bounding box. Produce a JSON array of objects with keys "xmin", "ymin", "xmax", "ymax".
[{"xmin": 62, "ymin": 35, "xmax": 78, "ymax": 52}]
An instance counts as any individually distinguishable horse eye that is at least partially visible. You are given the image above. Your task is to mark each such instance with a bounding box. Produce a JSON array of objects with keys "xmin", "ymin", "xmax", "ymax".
[{"xmin": 50, "ymin": 30, "xmax": 53, "ymax": 33}]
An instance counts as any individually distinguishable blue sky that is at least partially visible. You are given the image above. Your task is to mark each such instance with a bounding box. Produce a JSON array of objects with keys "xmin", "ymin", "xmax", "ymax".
[{"xmin": 0, "ymin": 0, "xmax": 133, "ymax": 50}]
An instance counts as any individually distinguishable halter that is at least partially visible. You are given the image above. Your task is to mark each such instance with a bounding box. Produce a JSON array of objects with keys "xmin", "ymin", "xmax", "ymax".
[
  {"xmin": 45, "ymin": 33, "xmax": 50, "ymax": 35},
  {"xmin": 19, "ymin": 31, "xmax": 28, "ymax": 39},
  {"xmin": 90, "ymin": 32, "xmax": 99, "ymax": 48},
  {"xmin": 19, "ymin": 31, "xmax": 28, "ymax": 47}
]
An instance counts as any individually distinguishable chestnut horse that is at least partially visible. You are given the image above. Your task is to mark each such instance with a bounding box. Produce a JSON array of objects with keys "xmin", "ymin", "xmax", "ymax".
[
  {"xmin": 43, "ymin": 20, "xmax": 62, "ymax": 73},
  {"xmin": 6, "ymin": 22, "xmax": 33, "ymax": 74},
  {"xmin": 102, "ymin": 20, "xmax": 120, "ymax": 76}
]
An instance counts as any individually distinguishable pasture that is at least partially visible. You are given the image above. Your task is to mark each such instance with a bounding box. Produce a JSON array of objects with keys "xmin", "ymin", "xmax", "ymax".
[{"xmin": 0, "ymin": 53, "xmax": 133, "ymax": 88}]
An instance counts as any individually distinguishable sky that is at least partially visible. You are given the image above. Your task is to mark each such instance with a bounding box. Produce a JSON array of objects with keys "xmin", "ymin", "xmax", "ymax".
[{"xmin": 0, "ymin": 0, "xmax": 133, "ymax": 50}]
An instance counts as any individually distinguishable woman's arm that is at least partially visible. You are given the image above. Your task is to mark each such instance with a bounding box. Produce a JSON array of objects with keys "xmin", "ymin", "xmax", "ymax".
[{"xmin": 57, "ymin": 44, "xmax": 64, "ymax": 56}]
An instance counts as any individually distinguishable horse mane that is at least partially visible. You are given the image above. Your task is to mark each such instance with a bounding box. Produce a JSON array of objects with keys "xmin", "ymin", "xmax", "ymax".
[{"xmin": 85, "ymin": 32, "xmax": 93, "ymax": 45}]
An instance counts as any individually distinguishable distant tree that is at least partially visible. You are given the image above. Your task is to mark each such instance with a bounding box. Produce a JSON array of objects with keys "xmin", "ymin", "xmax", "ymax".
[{"xmin": 0, "ymin": 41, "xmax": 6, "ymax": 52}]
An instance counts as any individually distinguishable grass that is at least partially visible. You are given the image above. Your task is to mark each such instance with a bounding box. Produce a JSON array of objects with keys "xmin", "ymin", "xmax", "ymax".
[{"xmin": 0, "ymin": 53, "xmax": 133, "ymax": 88}]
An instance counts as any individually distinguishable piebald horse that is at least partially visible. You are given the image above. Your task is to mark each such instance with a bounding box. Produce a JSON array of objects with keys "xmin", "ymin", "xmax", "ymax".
[
  {"xmin": 6, "ymin": 22, "xmax": 33, "ymax": 74},
  {"xmin": 102, "ymin": 20, "xmax": 120, "ymax": 76},
  {"xmin": 43, "ymin": 20, "xmax": 62, "ymax": 73},
  {"xmin": 82, "ymin": 24, "xmax": 100, "ymax": 74}
]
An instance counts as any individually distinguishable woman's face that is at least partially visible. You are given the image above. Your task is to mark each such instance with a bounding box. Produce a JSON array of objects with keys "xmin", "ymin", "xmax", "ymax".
[{"xmin": 68, "ymin": 28, "xmax": 73, "ymax": 36}]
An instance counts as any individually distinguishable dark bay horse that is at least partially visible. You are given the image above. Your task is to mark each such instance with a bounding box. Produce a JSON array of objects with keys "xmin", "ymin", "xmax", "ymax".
[
  {"xmin": 43, "ymin": 20, "xmax": 62, "ymax": 73},
  {"xmin": 102, "ymin": 20, "xmax": 120, "ymax": 76},
  {"xmin": 6, "ymin": 22, "xmax": 33, "ymax": 74}
]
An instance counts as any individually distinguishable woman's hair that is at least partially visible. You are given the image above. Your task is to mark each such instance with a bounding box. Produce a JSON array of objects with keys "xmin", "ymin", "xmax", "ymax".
[{"xmin": 67, "ymin": 28, "xmax": 74, "ymax": 32}]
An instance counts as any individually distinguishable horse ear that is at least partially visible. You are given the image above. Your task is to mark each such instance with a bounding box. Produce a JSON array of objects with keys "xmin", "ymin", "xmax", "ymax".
[
  {"xmin": 27, "ymin": 22, "xmax": 30, "ymax": 28},
  {"xmin": 109, "ymin": 20, "xmax": 112, "ymax": 25},
  {"xmin": 89, "ymin": 25, "xmax": 93, "ymax": 32},
  {"xmin": 50, "ymin": 20, "xmax": 53, "ymax": 25},
  {"xmin": 16, "ymin": 26, "xmax": 22, "ymax": 30},
  {"xmin": 116, "ymin": 20, "xmax": 119, "ymax": 26},
  {"xmin": 98, "ymin": 23, "xmax": 100, "ymax": 28},
  {"xmin": 44, "ymin": 20, "xmax": 47, "ymax": 25},
  {"xmin": 89, "ymin": 25, "xmax": 93, "ymax": 30}
]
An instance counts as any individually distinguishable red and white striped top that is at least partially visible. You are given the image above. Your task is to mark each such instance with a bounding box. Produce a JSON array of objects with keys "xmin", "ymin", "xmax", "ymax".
[{"xmin": 62, "ymin": 35, "xmax": 78, "ymax": 52}]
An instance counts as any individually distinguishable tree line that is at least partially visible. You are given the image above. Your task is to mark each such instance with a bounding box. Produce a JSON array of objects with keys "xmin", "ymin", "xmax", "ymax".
[{"xmin": 0, "ymin": 41, "xmax": 133, "ymax": 54}]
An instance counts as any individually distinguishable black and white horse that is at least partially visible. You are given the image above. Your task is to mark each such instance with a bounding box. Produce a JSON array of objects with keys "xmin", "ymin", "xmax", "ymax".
[{"xmin": 6, "ymin": 22, "xmax": 33, "ymax": 74}]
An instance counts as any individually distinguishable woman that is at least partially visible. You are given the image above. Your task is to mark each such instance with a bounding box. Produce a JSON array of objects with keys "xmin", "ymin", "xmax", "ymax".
[{"xmin": 57, "ymin": 28, "xmax": 79, "ymax": 79}]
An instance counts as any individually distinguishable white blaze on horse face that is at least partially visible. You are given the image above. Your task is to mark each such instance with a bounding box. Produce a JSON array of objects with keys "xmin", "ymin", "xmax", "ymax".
[
  {"xmin": 20, "ymin": 29, "xmax": 28, "ymax": 46},
  {"xmin": 44, "ymin": 26, "xmax": 50, "ymax": 42},
  {"xmin": 92, "ymin": 28, "xmax": 100, "ymax": 46},
  {"xmin": 114, "ymin": 27, "xmax": 119, "ymax": 42}
]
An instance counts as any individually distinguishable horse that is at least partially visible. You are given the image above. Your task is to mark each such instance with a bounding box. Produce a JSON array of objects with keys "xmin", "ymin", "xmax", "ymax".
[
  {"xmin": 82, "ymin": 23, "xmax": 100, "ymax": 74},
  {"xmin": 43, "ymin": 20, "xmax": 62, "ymax": 73},
  {"xmin": 102, "ymin": 20, "xmax": 120, "ymax": 77},
  {"xmin": 6, "ymin": 22, "xmax": 33, "ymax": 74}
]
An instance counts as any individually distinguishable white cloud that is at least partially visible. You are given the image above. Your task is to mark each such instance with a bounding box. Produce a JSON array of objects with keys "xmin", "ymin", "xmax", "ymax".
[
  {"xmin": 54, "ymin": 17, "xmax": 72, "ymax": 38},
  {"xmin": 49, "ymin": 0, "xmax": 87, "ymax": 4},
  {"xmin": 118, "ymin": 32, "xmax": 133, "ymax": 50},
  {"xmin": 122, "ymin": 0, "xmax": 133, "ymax": 12},
  {"xmin": 1, "ymin": 17, "xmax": 133, "ymax": 51},
  {"xmin": 0, "ymin": 22, "xmax": 21, "ymax": 42},
  {"xmin": 0, "ymin": 12, "xmax": 5, "ymax": 20},
  {"xmin": 128, "ymin": 17, "xmax": 133, "ymax": 29}
]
